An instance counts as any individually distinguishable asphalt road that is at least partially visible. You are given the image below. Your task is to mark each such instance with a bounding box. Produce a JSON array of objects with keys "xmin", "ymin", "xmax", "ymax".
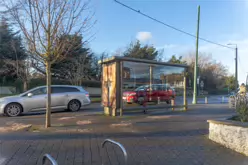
[
  {"xmin": 0, "ymin": 104, "xmax": 247, "ymax": 165},
  {"xmin": 0, "ymin": 95, "xmax": 229, "ymax": 119}
]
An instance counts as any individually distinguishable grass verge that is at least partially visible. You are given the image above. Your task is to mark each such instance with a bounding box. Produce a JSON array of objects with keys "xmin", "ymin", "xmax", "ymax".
[
  {"xmin": 0, "ymin": 94, "xmax": 16, "ymax": 98},
  {"xmin": 91, "ymin": 97, "xmax": 101, "ymax": 103}
]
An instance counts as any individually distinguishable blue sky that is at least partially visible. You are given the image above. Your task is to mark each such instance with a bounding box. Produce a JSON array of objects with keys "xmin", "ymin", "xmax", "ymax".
[{"xmin": 91, "ymin": 0, "xmax": 248, "ymax": 83}]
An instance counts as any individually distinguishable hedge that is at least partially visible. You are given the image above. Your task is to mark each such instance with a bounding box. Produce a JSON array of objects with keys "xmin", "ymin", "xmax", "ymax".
[{"xmin": 1, "ymin": 78, "xmax": 101, "ymax": 93}]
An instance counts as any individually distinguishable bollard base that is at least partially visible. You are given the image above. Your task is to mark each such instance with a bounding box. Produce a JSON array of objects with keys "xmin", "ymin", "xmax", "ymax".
[
  {"xmin": 171, "ymin": 99, "xmax": 175, "ymax": 111},
  {"xmin": 104, "ymin": 107, "xmax": 110, "ymax": 116},
  {"xmin": 205, "ymin": 97, "xmax": 208, "ymax": 104}
]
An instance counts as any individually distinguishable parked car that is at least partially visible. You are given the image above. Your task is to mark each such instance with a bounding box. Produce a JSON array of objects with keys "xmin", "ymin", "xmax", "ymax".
[
  {"xmin": 123, "ymin": 84, "xmax": 176, "ymax": 104},
  {"xmin": 0, "ymin": 85, "xmax": 91, "ymax": 117}
]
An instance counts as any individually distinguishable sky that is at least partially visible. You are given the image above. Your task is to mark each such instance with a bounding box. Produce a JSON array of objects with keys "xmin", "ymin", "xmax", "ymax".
[{"xmin": 90, "ymin": 0, "xmax": 248, "ymax": 84}]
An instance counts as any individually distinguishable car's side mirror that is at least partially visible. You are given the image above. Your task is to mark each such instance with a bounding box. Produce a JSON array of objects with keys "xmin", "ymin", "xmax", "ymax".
[{"xmin": 27, "ymin": 93, "xmax": 33, "ymax": 97}]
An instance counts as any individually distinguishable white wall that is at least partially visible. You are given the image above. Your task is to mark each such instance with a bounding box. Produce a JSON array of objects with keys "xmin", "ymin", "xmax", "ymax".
[{"xmin": 208, "ymin": 121, "xmax": 248, "ymax": 156}]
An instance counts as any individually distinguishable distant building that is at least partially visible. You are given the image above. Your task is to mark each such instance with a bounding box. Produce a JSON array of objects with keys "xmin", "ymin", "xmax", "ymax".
[{"xmin": 123, "ymin": 67, "xmax": 131, "ymax": 78}]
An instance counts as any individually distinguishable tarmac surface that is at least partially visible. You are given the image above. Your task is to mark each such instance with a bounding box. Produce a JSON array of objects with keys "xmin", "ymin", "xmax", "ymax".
[{"xmin": 0, "ymin": 101, "xmax": 248, "ymax": 165}]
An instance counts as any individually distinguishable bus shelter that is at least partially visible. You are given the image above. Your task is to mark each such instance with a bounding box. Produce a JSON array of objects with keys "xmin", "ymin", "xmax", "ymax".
[{"xmin": 99, "ymin": 56, "xmax": 189, "ymax": 116}]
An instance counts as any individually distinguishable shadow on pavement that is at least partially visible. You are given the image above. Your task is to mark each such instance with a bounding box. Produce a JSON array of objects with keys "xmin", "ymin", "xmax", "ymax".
[{"xmin": 0, "ymin": 128, "xmax": 208, "ymax": 140}]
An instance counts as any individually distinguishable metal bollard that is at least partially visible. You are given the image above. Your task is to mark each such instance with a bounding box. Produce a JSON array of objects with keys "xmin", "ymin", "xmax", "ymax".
[
  {"xmin": 143, "ymin": 100, "xmax": 147, "ymax": 114},
  {"xmin": 205, "ymin": 97, "xmax": 208, "ymax": 104},
  {"xmin": 229, "ymin": 96, "xmax": 235, "ymax": 108},
  {"xmin": 157, "ymin": 97, "xmax": 160, "ymax": 104},
  {"xmin": 222, "ymin": 96, "xmax": 225, "ymax": 103},
  {"xmin": 228, "ymin": 98, "xmax": 232, "ymax": 108},
  {"xmin": 184, "ymin": 100, "xmax": 188, "ymax": 111},
  {"xmin": 171, "ymin": 99, "xmax": 175, "ymax": 111}
]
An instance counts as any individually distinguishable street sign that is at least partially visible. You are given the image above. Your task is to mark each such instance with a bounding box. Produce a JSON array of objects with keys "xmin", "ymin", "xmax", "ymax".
[{"xmin": 200, "ymin": 81, "xmax": 204, "ymax": 88}]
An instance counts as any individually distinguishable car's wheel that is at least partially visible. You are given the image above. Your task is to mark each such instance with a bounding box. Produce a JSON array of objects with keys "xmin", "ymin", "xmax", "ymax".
[
  {"xmin": 5, "ymin": 103, "xmax": 22, "ymax": 117},
  {"xmin": 137, "ymin": 97, "xmax": 145, "ymax": 105},
  {"xmin": 68, "ymin": 100, "xmax": 81, "ymax": 112}
]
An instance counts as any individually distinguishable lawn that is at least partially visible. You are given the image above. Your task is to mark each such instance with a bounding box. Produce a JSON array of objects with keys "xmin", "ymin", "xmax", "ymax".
[
  {"xmin": 0, "ymin": 94, "xmax": 15, "ymax": 98},
  {"xmin": 91, "ymin": 97, "xmax": 101, "ymax": 103},
  {"xmin": 197, "ymin": 95, "xmax": 207, "ymax": 98}
]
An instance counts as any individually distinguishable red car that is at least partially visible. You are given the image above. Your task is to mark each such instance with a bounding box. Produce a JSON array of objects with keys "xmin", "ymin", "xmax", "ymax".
[{"xmin": 123, "ymin": 84, "xmax": 176, "ymax": 104}]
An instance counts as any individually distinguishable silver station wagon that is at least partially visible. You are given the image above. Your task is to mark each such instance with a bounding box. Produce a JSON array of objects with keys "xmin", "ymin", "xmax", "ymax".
[{"xmin": 0, "ymin": 85, "xmax": 91, "ymax": 117}]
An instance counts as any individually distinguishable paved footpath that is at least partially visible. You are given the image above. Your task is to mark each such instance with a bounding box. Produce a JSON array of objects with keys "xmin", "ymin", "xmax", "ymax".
[{"xmin": 0, "ymin": 104, "xmax": 248, "ymax": 165}]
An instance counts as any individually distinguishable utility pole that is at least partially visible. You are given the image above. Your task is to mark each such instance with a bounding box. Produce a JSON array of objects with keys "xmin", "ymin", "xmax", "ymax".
[
  {"xmin": 227, "ymin": 43, "xmax": 238, "ymax": 91},
  {"xmin": 235, "ymin": 47, "xmax": 238, "ymax": 90},
  {"xmin": 192, "ymin": 5, "xmax": 200, "ymax": 104},
  {"xmin": 246, "ymin": 72, "xmax": 248, "ymax": 87}
]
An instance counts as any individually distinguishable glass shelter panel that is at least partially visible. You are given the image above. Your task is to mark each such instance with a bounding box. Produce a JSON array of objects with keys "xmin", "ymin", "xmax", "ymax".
[
  {"xmin": 152, "ymin": 65, "xmax": 185, "ymax": 106},
  {"xmin": 122, "ymin": 61, "xmax": 185, "ymax": 109},
  {"xmin": 122, "ymin": 62, "xmax": 150, "ymax": 108}
]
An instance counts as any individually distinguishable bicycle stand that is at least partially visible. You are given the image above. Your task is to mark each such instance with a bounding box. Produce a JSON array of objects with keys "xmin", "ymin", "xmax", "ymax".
[
  {"xmin": 42, "ymin": 139, "xmax": 128, "ymax": 165},
  {"xmin": 42, "ymin": 154, "xmax": 58, "ymax": 165}
]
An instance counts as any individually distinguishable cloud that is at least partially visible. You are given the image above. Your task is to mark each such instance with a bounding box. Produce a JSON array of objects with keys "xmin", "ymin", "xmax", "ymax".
[{"xmin": 136, "ymin": 32, "xmax": 152, "ymax": 42}]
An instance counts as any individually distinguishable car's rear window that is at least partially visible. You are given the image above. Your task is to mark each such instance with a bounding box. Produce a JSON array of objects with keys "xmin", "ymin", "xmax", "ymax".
[
  {"xmin": 52, "ymin": 87, "xmax": 80, "ymax": 93},
  {"xmin": 135, "ymin": 85, "xmax": 148, "ymax": 91}
]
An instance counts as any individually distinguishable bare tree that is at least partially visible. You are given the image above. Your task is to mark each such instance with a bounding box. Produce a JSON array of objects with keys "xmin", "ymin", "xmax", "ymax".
[
  {"xmin": 182, "ymin": 51, "xmax": 228, "ymax": 90},
  {"xmin": 3, "ymin": 57, "xmax": 33, "ymax": 92},
  {"xmin": 91, "ymin": 52, "xmax": 108, "ymax": 81},
  {"xmin": 68, "ymin": 55, "xmax": 91, "ymax": 85},
  {"xmin": 4, "ymin": 0, "xmax": 95, "ymax": 127},
  {"xmin": 10, "ymin": 39, "xmax": 33, "ymax": 91}
]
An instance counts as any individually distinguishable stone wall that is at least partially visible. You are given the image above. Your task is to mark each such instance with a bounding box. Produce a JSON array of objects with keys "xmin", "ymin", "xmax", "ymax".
[{"xmin": 208, "ymin": 119, "xmax": 248, "ymax": 156}]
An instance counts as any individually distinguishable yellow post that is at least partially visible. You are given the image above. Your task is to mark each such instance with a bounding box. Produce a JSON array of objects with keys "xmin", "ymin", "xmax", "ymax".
[
  {"xmin": 120, "ymin": 62, "xmax": 123, "ymax": 116},
  {"xmin": 171, "ymin": 99, "xmax": 175, "ymax": 111},
  {"xmin": 112, "ymin": 108, "xmax": 116, "ymax": 117},
  {"xmin": 183, "ymin": 75, "xmax": 188, "ymax": 111},
  {"xmin": 104, "ymin": 107, "xmax": 110, "ymax": 116}
]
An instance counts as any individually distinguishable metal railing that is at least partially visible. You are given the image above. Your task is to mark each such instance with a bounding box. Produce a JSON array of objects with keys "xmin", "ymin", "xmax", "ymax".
[
  {"xmin": 42, "ymin": 154, "xmax": 58, "ymax": 165},
  {"xmin": 102, "ymin": 139, "xmax": 128, "ymax": 165}
]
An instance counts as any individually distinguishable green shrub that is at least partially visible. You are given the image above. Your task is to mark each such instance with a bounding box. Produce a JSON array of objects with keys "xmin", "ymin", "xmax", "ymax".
[
  {"xmin": 235, "ymin": 95, "xmax": 248, "ymax": 122},
  {"xmin": 3, "ymin": 78, "xmax": 101, "ymax": 93}
]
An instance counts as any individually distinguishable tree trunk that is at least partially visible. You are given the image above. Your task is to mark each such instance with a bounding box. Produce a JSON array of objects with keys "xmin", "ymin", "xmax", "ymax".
[
  {"xmin": 79, "ymin": 78, "xmax": 82, "ymax": 86},
  {"xmin": 23, "ymin": 80, "xmax": 28, "ymax": 92},
  {"xmin": 45, "ymin": 61, "xmax": 52, "ymax": 128}
]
